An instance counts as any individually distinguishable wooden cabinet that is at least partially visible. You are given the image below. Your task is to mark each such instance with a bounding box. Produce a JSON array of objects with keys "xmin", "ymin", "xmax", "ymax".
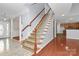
[{"xmin": 61, "ymin": 22, "xmax": 79, "ymax": 29}]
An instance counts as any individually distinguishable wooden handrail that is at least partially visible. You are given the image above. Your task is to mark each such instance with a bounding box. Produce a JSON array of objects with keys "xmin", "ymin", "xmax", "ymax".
[
  {"xmin": 36, "ymin": 8, "xmax": 51, "ymax": 30},
  {"xmin": 22, "ymin": 8, "xmax": 45, "ymax": 32}
]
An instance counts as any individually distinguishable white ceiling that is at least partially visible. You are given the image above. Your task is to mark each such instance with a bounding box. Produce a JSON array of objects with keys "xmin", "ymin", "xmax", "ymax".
[
  {"xmin": 0, "ymin": 3, "xmax": 33, "ymax": 20},
  {"xmin": 48, "ymin": 3, "xmax": 79, "ymax": 23},
  {"xmin": 0, "ymin": 3, "xmax": 79, "ymax": 23}
]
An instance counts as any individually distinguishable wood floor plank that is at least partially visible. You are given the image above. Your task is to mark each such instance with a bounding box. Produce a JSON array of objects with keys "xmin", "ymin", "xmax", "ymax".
[{"xmin": 33, "ymin": 34, "xmax": 79, "ymax": 56}]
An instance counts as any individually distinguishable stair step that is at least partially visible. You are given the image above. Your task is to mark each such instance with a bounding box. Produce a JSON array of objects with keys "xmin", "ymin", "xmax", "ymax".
[
  {"xmin": 45, "ymin": 26, "xmax": 49, "ymax": 28},
  {"xmin": 40, "ymin": 35, "xmax": 45, "ymax": 38},
  {"xmin": 43, "ymin": 29, "xmax": 48, "ymax": 32},
  {"xmin": 31, "ymin": 32, "xmax": 47, "ymax": 36},
  {"xmin": 42, "ymin": 32, "xmax": 47, "ymax": 34},
  {"xmin": 37, "ymin": 30, "xmax": 44, "ymax": 33},
  {"xmin": 46, "ymin": 24, "xmax": 50, "ymax": 26},
  {"xmin": 22, "ymin": 40, "xmax": 40, "ymax": 51},
  {"xmin": 33, "ymin": 29, "xmax": 44, "ymax": 33},
  {"xmin": 22, "ymin": 45, "xmax": 34, "ymax": 52},
  {"xmin": 36, "ymin": 32, "xmax": 47, "ymax": 35},
  {"xmin": 31, "ymin": 33, "xmax": 41, "ymax": 35},
  {"xmin": 22, "ymin": 45, "xmax": 40, "ymax": 54},
  {"xmin": 22, "ymin": 41, "xmax": 34, "ymax": 50},
  {"xmin": 48, "ymin": 22, "xmax": 51, "ymax": 24},
  {"xmin": 44, "ymin": 27, "xmax": 49, "ymax": 29},
  {"xmin": 47, "ymin": 22, "xmax": 51, "ymax": 25},
  {"xmin": 48, "ymin": 19, "xmax": 52, "ymax": 21},
  {"xmin": 48, "ymin": 20, "xmax": 51, "ymax": 22},
  {"xmin": 32, "ymin": 24, "xmax": 50, "ymax": 34},
  {"xmin": 28, "ymin": 35, "xmax": 45, "ymax": 39},
  {"xmin": 43, "ymin": 31, "xmax": 48, "ymax": 32},
  {"xmin": 28, "ymin": 36, "xmax": 40, "ymax": 39},
  {"xmin": 33, "ymin": 28, "xmax": 43, "ymax": 32},
  {"xmin": 28, "ymin": 36, "xmax": 35, "ymax": 39},
  {"xmin": 22, "ymin": 39, "xmax": 43, "ymax": 45},
  {"xmin": 44, "ymin": 26, "xmax": 49, "ymax": 29},
  {"xmin": 26, "ymin": 39, "xmax": 43, "ymax": 44},
  {"xmin": 30, "ymin": 33, "xmax": 45, "ymax": 37}
]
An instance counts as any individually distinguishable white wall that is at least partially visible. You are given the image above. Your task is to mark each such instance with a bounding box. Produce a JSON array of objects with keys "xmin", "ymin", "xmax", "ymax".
[
  {"xmin": 48, "ymin": 3, "xmax": 72, "ymax": 16},
  {"xmin": 0, "ymin": 17, "xmax": 19, "ymax": 39},
  {"xmin": 45, "ymin": 3, "xmax": 50, "ymax": 14},
  {"xmin": 12, "ymin": 17, "xmax": 19, "ymax": 37},
  {"xmin": 53, "ymin": 19, "xmax": 57, "ymax": 37},
  {"xmin": 57, "ymin": 23, "xmax": 63, "ymax": 33},
  {"xmin": 57, "ymin": 22, "xmax": 65, "ymax": 34},
  {"xmin": 21, "ymin": 3, "xmax": 45, "ymax": 40},
  {"xmin": 57, "ymin": 23, "xmax": 61, "ymax": 33},
  {"xmin": 66, "ymin": 30, "xmax": 79, "ymax": 40}
]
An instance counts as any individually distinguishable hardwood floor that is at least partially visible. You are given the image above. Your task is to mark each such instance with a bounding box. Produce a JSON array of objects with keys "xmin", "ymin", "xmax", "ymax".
[{"xmin": 33, "ymin": 34, "xmax": 79, "ymax": 56}]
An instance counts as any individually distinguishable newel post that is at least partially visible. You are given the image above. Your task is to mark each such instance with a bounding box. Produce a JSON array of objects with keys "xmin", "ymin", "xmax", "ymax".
[{"xmin": 34, "ymin": 28, "xmax": 37, "ymax": 55}]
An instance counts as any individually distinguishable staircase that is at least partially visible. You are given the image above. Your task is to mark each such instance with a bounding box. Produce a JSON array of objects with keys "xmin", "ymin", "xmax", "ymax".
[{"xmin": 21, "ymin": 9, "xmax": 53, "ymax": 55}]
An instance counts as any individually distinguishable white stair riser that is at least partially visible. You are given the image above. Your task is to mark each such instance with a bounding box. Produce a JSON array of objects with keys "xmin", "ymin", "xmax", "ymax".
[
  {"xmin": 48, "ymin": 21, "xmax": 51, "ymax": 23},
  {"xmin": 44, "ymin": 28, "xmax": 48, "ymax": 30},
  {"xmin": 45, "ymin": 27, "xmax": 48, "ymax": 29},
  {"xmin": 26, "ymin": 39, "xmax": 43, "ymax": 44}
]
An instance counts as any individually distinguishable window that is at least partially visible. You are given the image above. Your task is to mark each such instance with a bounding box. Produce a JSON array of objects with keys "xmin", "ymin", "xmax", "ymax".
[{"xmin": 0, "ymin": 24, "xmax": 4, "ymax": 36}]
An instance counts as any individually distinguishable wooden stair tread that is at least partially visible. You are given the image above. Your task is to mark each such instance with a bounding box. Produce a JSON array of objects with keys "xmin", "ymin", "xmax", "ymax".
[
  {"xmin": 31, "ymin": 32, "xmax": 47, "ymax": 35},
  {"xmin": 28, "ymin": 35, "xmax": 45, "ymax": 39},
  {"xmin": 26, "ymin": 39, "xmax": 42, "ymax": 44},
  {"xmin": 22, "ymin": 45, "xmax": 34, "ymax": 52},
  {"xmin": 22, "ymin": 41, "xmax": 40, "ymax": 51},
  {"xmin": 22, "ymin": 41, "xmax": 34, "ymax": 49}
]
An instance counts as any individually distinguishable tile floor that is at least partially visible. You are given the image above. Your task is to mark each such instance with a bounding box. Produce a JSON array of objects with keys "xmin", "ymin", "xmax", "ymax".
[{"xmin": 0, "ymin": 38, "xmax": 32, "ymax": 56}]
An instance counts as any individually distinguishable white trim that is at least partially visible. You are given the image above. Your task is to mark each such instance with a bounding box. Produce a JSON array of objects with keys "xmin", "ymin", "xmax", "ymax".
[
  {"xmin": 11, "ymin": 18, "xmax": 13, "ymax": 39},
  {"xmin": 19, "ymin": 16, "xmax": 22, "ymax": 42}
]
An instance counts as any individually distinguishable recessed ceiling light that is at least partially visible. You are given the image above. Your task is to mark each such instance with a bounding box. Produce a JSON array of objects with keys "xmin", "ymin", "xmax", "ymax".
[
  {"xmin": 70, "ymin": 18, "xmax": 73, "ymax": 20},
  {"xmin": 61, "ymin": 14, "xmax": 65, "ymax": 16},
  {"xmin": 4, "ymin": 18, "xmax": 7, "ymax": 21}
]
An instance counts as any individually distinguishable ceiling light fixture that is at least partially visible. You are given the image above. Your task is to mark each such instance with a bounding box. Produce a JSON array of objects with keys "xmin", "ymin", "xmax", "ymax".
[
  {"xmin": 61, "ymin": 14, "xmax": 65, "ymax": 16},
  {"xmin": 70, "ymin": 18, "xmax": 73, "ymax": 20},
  {"xmin": 4, "ymin": 18, "xmax": 7, "ymax": 21}
]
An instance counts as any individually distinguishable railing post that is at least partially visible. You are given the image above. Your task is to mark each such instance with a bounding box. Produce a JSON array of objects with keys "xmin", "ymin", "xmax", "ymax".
[{"xmin": 34, "ymin": 28, "xmax": 37, "ymax": 54}]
